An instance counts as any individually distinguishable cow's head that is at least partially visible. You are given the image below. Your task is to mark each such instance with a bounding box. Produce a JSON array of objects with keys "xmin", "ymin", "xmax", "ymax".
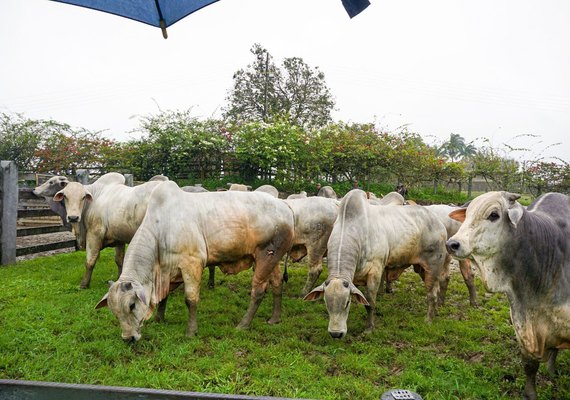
[
  {"xmin": 304, "ymin": 278, "xmax": 369, "ymax": 339},
  {"xmin": 96, "ymin": 280, "xmax": 151, "ymax": 344},
  {"xmin": 33, "ymin": 175, "xmax": 70, "ymax": 197},
  {"xmin": 53, "ymin": 182, "xmax": 92, "ymax": 224},
  {"xmin": 446, "ymin": 191, "xmax": 523, "ymax": 292}
]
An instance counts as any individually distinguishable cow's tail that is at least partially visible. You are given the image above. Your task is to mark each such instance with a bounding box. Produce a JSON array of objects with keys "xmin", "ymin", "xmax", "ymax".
[{"xmin": 282, "ymin": 252, "xmax": 290, "ymax": 283}]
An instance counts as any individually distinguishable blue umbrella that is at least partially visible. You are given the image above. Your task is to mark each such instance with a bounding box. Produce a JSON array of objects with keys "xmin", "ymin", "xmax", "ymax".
[{"xmin": 50, "ymin": 0, "xmax": 370, "ymax": 39}]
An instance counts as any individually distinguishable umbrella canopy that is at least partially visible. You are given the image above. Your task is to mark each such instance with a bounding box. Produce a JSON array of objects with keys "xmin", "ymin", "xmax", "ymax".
[{"xmin": 50, "ymin": 0, "xmax": 370, "ymax": 39}]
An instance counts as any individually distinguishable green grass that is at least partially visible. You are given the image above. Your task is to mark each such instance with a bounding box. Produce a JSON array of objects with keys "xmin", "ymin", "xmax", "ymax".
[{"xmin": 1, "ymin": 250, "xmax": 568, "ymax": 399}]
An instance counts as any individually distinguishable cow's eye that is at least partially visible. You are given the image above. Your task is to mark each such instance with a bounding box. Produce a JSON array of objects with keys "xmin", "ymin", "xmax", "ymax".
[
  {"xmin": 488, "ymin": 211, "xmax": 500, "ymax": 222},
  {"xmin": 129, "ymin": 302, "xmax": 136, "ymax": 312}
]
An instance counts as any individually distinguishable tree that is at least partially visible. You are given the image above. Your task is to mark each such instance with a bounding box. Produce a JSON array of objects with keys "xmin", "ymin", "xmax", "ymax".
[
  {"xmin": 126, "ymin": 110, "xmax": 231, "ymax": 180},
  {"xmin": 35, "ymin": 127, "xmax": 115, "ymax": 175},
  {"xmin": 522, "ymin": 160, "xmax": 570, "ymax": 196},
  {"xmin": 232, "ymin": 119, "xmax": 308, "ymax": 187},
  {"xmin": 224, "ymin": 44, "xmax": 335, "ymax": 129},
  {"xmin": 438, "ymin": 133, "xmax": 477, "ymax": 162},
  {"xmin": 0, "ymin": 112, "xmax": 114, "ymax": 174}
]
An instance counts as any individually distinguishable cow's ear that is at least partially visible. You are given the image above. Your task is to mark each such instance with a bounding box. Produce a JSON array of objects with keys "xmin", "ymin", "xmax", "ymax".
[
  {"xmin": 84, "ymin": 189, "xmax": 93, "ymax": 203},
  {"xmin": 303, "ymin": 283, "xmax": 325, "ymax": 301},
  {"xmin": 349, "ymin": 283, "xmax": 370, "ymax": 306},
  {"xmin": 95, "ymin": 292, "xmax": 109, "ymax": 309},
  {"xmin": 503, "ymin": 192, "xmax": 523, "ymax": 227},
  {"xmin": 506, "ymin": 192, "xmax": 521, "ymax": 203},
  {"xmin": 135, "ymin": 287, "xmax": 147, "ymax": 306},
  {"xmin": 505, "ymin": 194, "xmax": 524, "ymax": 228},
  {"xmin": 449, "ymin": 208, "xmax": 466, "ymax": 223},
  {"xmin": 53, "ymin": 190, "xmax": 64, "ymax": 202}
]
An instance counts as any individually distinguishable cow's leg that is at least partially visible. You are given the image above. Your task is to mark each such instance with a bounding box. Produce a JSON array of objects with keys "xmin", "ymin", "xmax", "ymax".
[
  {"xmin": 547, "ymin": 349, "xmax": 559, "ymax": 376},
  {"xmin": 155, "ymin": 296, "xmax": 168, "ymax": 323},
  {"xmin": 238, "ymin": 245, "xmax": 283, "ymax": 329},
  {"xmin": 80, "ymin": 232, "xmax": 103, "ymax": 289},
  {"xmin": 267, "ymin": 263, "xmax": 284, "ymax": 324},
  {"xmin": 155, "ymin": 281, "xmax": 183, "ymax": 323},
  {"xmin": 207, "ymin": 265, "xmax": 216, "ymax": 289},
  {"xmin": 437, "ymin": 255, "xmax": 452, "ymax": 306},
  {"xmin": 301, "ymin": 250, "xmax": 324, "ymax": 297},
  {"xmin": 417, "ymin": 263, "xmax": 439, "ymax": 322},
  {"xmin": 458, "ymin": 259, "xmax": 478, "ymax": 306},
  {"xmin": 180, "ymin": 258, "xmax": 204, "ymax": 337},
  {"xmin": 114, "ymin": 243, "xmax": 125, "ymax": 280},
  {"xmin": 237, "ymin": 279, "xmax": 268, "ymax": 330},
  {"xmin": 364, "ymin": 270, "xmax": 382, "ymax": 333},
  {"xmin": 522, "ymin": 356, "xmax": 539, "ymax": 400}
]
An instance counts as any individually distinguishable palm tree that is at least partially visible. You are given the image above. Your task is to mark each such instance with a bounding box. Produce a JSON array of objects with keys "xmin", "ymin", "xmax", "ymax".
[{"xmin": 438, "ymin": 133, "xmax": 477, "ymax": 162}]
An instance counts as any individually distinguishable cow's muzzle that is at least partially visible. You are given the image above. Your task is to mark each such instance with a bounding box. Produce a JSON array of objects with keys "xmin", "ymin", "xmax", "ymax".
[
  {"xmin": 446, "ymin": 239, "xmax": 461, "ymax": 254},
  {"xmin": 329, "ymin": 331, "xmax": 346, "ymax": 339},
  {"xmin": 67, "ymin": 215, "xmax": 80, "ymax": 223},
  {"xmin": 123, "ymin": 336, "xmax": 137, "ymax": 345}
]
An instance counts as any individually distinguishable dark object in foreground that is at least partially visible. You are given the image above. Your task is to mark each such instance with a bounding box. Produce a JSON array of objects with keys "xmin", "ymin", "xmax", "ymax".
[{"xmin": 0, "ymin": 379, "xmax": 302, "ymax": 400}]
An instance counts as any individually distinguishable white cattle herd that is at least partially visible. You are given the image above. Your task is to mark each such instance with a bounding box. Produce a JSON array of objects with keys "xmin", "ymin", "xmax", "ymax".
[{"xmin": 33, "ymin": 173, "xmax": 570, "ymax": 399}]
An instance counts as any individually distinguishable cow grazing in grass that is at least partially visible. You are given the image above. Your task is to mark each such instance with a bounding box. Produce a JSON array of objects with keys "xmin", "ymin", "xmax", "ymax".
[
  {"xmin": 284, "ymin": 196, "xmax": 339, "ymax": 296},
  {"xmin": 305, "ymin": 189, "xmax": 450, "ymax": 338},
  {"xmin": 446, "ymin": 191, "xmax": 570, "ymax": 400},
  {"xmin": 96, "ymin": 181, "xmax": 294, "ymax": 341},
  {"xmin": 53, "ymin": 173, "xmax": 163, "ymax": 288}
]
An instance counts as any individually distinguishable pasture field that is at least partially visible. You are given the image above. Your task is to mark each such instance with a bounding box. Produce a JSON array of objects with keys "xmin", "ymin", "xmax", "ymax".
[{"xmin": 0, "ymin": 249, "xmax": 569, "ymax": 400}]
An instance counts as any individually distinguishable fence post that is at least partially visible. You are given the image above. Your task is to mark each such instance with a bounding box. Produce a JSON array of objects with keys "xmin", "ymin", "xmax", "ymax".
[
  {"xmin": 76, "ymin": 169, "xmax": 89, "ymax": 185},
  {"xmin": 1, "ymin": 161, "xmax": 18, "ymax": 265},
  {"xmin": 124, "ymin": 174, "xmax": 134, "ymax": 187}
]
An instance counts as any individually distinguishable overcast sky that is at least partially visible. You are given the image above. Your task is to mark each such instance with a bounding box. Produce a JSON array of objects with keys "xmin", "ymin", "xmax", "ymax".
[{"xmin": 2, "ymin": 0, "xmax": 569, "ymax": 163}]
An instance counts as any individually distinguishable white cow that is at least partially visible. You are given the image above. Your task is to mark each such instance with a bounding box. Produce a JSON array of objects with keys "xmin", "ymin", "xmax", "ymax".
[
  {"xmin": 284, "ymin": 196, "xmax": 339, "ymax": 296},
  {"xmin": 305, "ymin": 189, "xmax": 450, "ymax": 338},
  {"xmin": 254, "ymin": 184, "xmax": 279, "ymax": 198},
  {"xmin": 424, "ymin": 204, "xmax": 477, "ymax": 306},
  {"xmin": 228, "ymin": 183, "xmax": 252, "ymax": 191},
  {"xmin": 53, "ymin": 172, "xmax": 163, "ymax": 288},
  {"xmin": 96, "ymin": 181, "xmax": 294, "ymax": 341},
  {"xmin": 287, "ymin": 191, "xmax": 307, "ymax": 199}
]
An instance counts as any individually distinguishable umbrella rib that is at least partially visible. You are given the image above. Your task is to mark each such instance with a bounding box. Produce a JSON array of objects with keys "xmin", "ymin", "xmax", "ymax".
[{"xmin": 154, "ymin": 0, "xmax": 168, "ymax": 39}]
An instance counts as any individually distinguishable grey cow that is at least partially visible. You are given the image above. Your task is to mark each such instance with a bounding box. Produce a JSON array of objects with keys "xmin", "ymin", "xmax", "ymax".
[
  {"xmin": 305, "ymin": 189, "xmax": 450, "ymax": 338},
  {"xmin": 446, "ymin": 191, "xmax": 570, "ymax": 400},
  {"xmin": 33, "ymin": 175, "xmax": 71, "ymax": 227}
]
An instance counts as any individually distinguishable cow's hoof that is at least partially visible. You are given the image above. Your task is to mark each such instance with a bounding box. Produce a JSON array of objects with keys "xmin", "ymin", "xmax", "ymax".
[{"xmin": 267, "ymin": 318, "xmax": 281, "ymax": 325}]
